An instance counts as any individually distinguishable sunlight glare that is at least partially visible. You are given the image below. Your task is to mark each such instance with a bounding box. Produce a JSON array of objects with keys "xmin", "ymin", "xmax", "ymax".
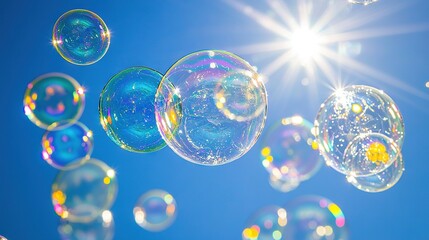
[{"xmin": 290, "ymin": 28, "xmax": 321, "ymax": 64}]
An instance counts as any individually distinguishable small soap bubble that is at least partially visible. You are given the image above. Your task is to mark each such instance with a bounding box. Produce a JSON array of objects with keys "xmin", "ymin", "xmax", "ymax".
[
  {"xmin": 99, "ymin": 67, "xmax": 166, "ymax": 153},
  {"xmin": 155, "ymin": 50, "xmax": 267, "ymax": 165},
  {"xmin": 52, "ymin": 9, "xmax": 110, "ymax": 65},
  {"xmin": 242, "ymin": 206, "xmax": 287, "ymax": 240},
  {"xmin": 42, "ymin": 121, "xmax": 93, "ymax": 169},
  {"xmin": 133, "ymin": 189, "xmax": 177, "ymax": 232},
  {"xmin": 23, "ymin": 73, "xmax": 85, "ymax": 129},
  {"xmin": 52, "ymin": 159, "xmax": 118, "ymax": 223},
  {"xmin": 58, "ymin": 210, "xmax": 114, "ymax": 240}
]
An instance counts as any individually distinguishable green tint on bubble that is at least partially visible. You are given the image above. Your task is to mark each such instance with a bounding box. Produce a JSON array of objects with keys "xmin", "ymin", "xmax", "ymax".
[
  {"xmin": 53, "ymin": 9, "xmax": 110, "ymax": 65},
  {"xmin": 242, "ymin": 206, "xmax": 287, "ymax": 240},
  {"xmin": 99, "ymin": 67, "xmax": 166, "ymax": 153},
  {"xmin": 155, "ymin": 50, "xmax": 267, "ymax": 165},
  {"xmin": 52, "ymin": 159, "xmax": 118, "ymax": 223},
  {"xmin": 42, "ymin": 121, "xmax": 93, "ymax": 170},
  {"xmin": 24, "ymin": 73, "xmax": 85, "ymax": 129},
  {"xmin": 58, "ymin": 210, "xmax": 114, "ymax": 240},
  {"xmin": 133, "ymin": 189, "xmax": 177, "ymax": 232}
]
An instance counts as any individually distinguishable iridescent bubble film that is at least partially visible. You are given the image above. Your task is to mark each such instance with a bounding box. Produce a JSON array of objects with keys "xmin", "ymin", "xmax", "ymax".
[
  {"xmin": 133, "ymin": 189, "xmax": 177, "ymax": 232},
  {"xmin": 99, "ymin": 67, "xmax": 166, "ymax": 153},
  {"xmin": 155, "ymin": 50, "xmax": 267, "ymax": 165},
  {"xmin": 343, "ymin": 133, "xmax": 400, "ymax": 177},
  {"xmin": 284, "ymin": 196, "xmax": 348, "ymax": 240},
  {"xmin": 268, "ymin": 174, "xmax": 300, "ymax": 193},
  {"xmin": 52, "ymin": 9, "xmax": 110, "ymax": 65},
  {"xmin": 348, "ymin": 0, "xmax": 378, "ymax": 5},
  {"xmin": 42, "ymin": 121, "xmax": 93, "ymax": 170},
  {"xmin": 23, "ymin": 73, "xmax": 85, "ymax": 129},
  {"xmin": 58, "ymin": 210, "xmax": 114, "ymax": 240},
  {"xmin": 314, "ymin": 85, "xmax": 404, "ymax": 175},
  {"xmin": 52, "ymin": 159, "xmax": 118, "ymax": 223},
  {"xmin": 242, "ymin": 206, "xmax": 287, "ymax": 240},
  {"xmin": 347, "ymin": 152, "xmax": 404, "ymax": 193},
  {"xmin": 261, "ymin": 116, "xmax": 322, "ymax": 182}
]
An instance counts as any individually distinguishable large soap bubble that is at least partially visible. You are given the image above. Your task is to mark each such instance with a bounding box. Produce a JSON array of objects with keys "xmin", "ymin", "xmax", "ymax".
[
  {"xmin": 133, "ymin": 189, "xmax": 177, "ymax": 232},
  {"xmin": 314, "ymin": 85, "xmax": 404, "ymax": 175},
  {"xmin": 52, "ymin": 159, "xmax": 118, "ymax": 223},
  {"xmin": 155, "ymin": 50, "xmax": 267, "ymax": 165},
  {"xmin": 261, "ymin": 116, "xmax": 322, "ymax": 182},
  {"xmin": 52, "ymin": 9, "xmax": 110, "ymax": 65},
  {"xmin": 99, "ymin": 67, "xmax": 166, "ymax": 153},
  {"xmin": 42, "ymin": 121, "xmax": 93, "ymax": 170},
  {"xmin": 242, "ymin": 206, "xmax": 287, "ymax": 240},
  {"xmin": 346, "ymin": 153, "xmax": 404, "ymax": 193},
  {"xmin": 58, "ymin": 210, "xmax": 114, "ymax": 240},
  {"xmin": 23, "ymin": 73, "xmax": 85, "ymax": 129},
  {"xmin": 284, "ymin": 196, "xmax": 348, "ymax": 240}
]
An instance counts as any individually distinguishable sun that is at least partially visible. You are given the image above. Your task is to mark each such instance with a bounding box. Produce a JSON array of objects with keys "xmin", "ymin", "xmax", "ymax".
[{"xmin": 290, "ymin": 27, "xmax": 321, "ymax": 64}]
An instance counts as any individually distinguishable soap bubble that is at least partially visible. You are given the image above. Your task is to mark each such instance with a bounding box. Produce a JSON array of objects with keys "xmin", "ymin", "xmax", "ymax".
[
  {"xmin": 52, "ymin": 9, "xmax": 110, "ymax": 65},
  {"xmin": 343, "ymin": 133, "xmax": 400, "ymax": 177},
  {"xmin": 52, "ymin": 159, "xmax": 118, "ymax": 223},
  {"xmin": 242, "ymin": 206, "xmax": 287, "ymax": 240},
  {"xmin": 155, "ymin": 50, "xmax": 267, "ymax": 165},
  {"xmin": 58, "ymin": 210, "xmax": 114, "ymax": 240},
  {"xmin": 284, "ymin": 196, "xmax": 348, "ymax": 240},
  {"xmin": 347, "ymin": 153, "xmax": 404, "ymax": 193},
  {"xmin": 133, "ymin": 189, "xmax": 177, "ymax": 232},
  {"xmin": 314, "ymin": 85, "xmax": 404, "ymax": 175},
  {"xmin": 23, "ymin": 73, "xmax": 85, "ymax": 129},
  {"xmin": 348, "ymin": 0, "xmax": 378, "ymax": 5},
  {"xmin": 261, "ymin": 116, "xmax": 322, "ymax": 182},
  {"xmin": 42, "ymin": 121, "xmax": 93, "ymax": 170},
  {"xmin": 99, "ymin": 67, "xmax": 166, "ymax": 153},
  {"xmin": 0, "ymin": 236, "xmax": 7, "ymax": 240},
  {"xmin": 268, "ymin": 174, "xmax": 300, "ymax": 193}
]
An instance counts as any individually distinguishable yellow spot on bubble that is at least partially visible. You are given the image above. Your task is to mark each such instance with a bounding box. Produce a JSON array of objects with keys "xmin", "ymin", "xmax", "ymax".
[
  {"xmin": 103, "ymin": 177, "xmax": 111, "ymax": 185},
  {"xmin": 52, "ymin": 190, "xmax": 66, "ymax": 205},
  {"xmin": 311, "ymin": 141, "xmax": 319, "ymax": 150},
  {"xmin": 261, "ymin": 147, "xmax": 271, "ymax": 157},
  {"xmin": 366, "ymin": 142, "xmax": 389, "ymax": 165},
  {"xmin": 351, "ymin": 103, "xmax": 362, "ymax": 114}
]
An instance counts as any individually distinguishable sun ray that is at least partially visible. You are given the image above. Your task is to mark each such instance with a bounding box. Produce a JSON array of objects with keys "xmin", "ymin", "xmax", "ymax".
[{"xmin": 266, "ymin": 0, "xmax": 300, "ymax": 30}]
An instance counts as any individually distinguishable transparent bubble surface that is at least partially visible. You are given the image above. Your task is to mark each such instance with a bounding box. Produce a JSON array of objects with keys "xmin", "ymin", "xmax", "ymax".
[
  {"xmin": 242, "ymin": 206, "xmax": 287, "ymax": 240},
  {"xmin": 58, "ymin": 210, "xmax": 114, "ymax": 240},
  {"xmin": 348, "ymin": 0, "xmax": 378, "ymax": 6},
  {"xmin": 42, "ymin": 121, "xmax": 93, "ymax": 169},
  {"xmin": 52, "ymin": 159, "xmax": 118, "ymax": 223},
  {"xmin": 23, "ymin": 73, "xmax": 85, "ymax": 129},
  {"xmin": 284, "ymin": 196, "xmax": 348, "ymax": 240},
  {"xmin": 155, "ymin": 50, "xmax": 267, "ymax": 165},
  {"xmin": 53, "ymin": 9, "xmax": 110, "ymax": 65},
  {"xmin": 268, "ymin": 174, "xmax": 300, "ymax": 193},
  {"xmin": 133, "ymin": 189, "xmax": 177, "ymax": 232},
  {"xmin": 314, "ymin": 85, "xmax": 404, "ymax": 175},
  {"xmin": 99, "ymin": 67, "xmax": 166, "ymax": 153},
  {"xmin": 347, "ymin": 152, "xmax": 404, "ymax": 193},
  {"xmin": 261, "ymin": 116, "xmax": 322, "ymax": 181},
  {"xmin": 343, "ymin": 133, "xmax": 400, "ymax": 177}
]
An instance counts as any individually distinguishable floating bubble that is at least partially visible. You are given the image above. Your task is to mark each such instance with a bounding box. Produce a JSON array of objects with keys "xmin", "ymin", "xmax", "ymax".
[
  {"xmin": 52, "ymin": 9, "xmax": 110, "ymax": 65},
  {"xmin": 284, "ymin": 196, "xmax": 348, "ymax": 240},
  {"xmin": 99, "ymin": 67, "xmax": 166, "ymax": 153},
  {"xmin": 23, "ymin": 73, "xmax": 85, "ymax": 129},
  {"xmin": 268, "ymin": 174, "xmax": 300, "ymax": 193},
  {"xmin": 343, "ymin": 133, "xmax": 400, "ymax": 177},
  {"xmin": 52, "ymin": 159, "xmax": 118, "ymax": 223},
  {"xmin": 261, "ymin": 116, "xmax": 322, "ymax": 182},
  {"xmin": 242, "ymin": 206, "xmax": 287, "ymax": 240},
  {"xmin": 348, "ymin": 0, "xmax": 378, "ymax": 5},
  {"xmin": 314, "ymin": 85, "xmax": 404, "ymax": 175},
  {"xmin": 133, "ymin": 189, "xmax": 177, "ymax": 232},
  {"xmin": 347, "ymin": 152, "xmax": 404, "ymax": 193},
  {"xmin": 155, "ymin": 50, "xmax": 267, "ymax": 165},
  {"xmin": 58, "ymin": 210, "xmax": 114, "ymax": 240},
  {"xmin": 42, "ymin": 121, "xmax": 93, "ymax": 169}
]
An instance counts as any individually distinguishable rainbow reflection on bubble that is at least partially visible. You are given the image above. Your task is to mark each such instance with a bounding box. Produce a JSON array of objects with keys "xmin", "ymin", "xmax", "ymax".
[
  {"xmin": 52, "ymin": 9, "xmax": 110, "ymax": 65},
  {"xmin": 58, "ymin": 210, "xmax": 114, "ymax": 240},
  {"xmin": 23, "ymin": 73, "xmax": 85, "ymax": 129},
  {"xmin": 242, "ymin": 206, "xmax": 287, "ymax": 240},
  {"xmin": 52, "ymin": 159, "xmax": 118, "ymax": 223},
  {"xmin": 42, "ymin": 121, "xmax": 93, "ymax": 170},
  {"xmin": 133, "ymin": 189, "xmax": 177, "ymax": 232}
]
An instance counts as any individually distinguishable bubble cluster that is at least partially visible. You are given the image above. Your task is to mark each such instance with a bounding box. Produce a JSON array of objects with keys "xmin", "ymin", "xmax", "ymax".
[
  {"xmin": 42, "ymin": 121, "xmax": 93, "ymax": 169},
  {"xmin": 242, "ymin": 206, "xmax": 287, "ymax": 240},
  {"xmin": 155, "ymin": 50, "xmax": 267, "ymax": 165},
  {"xmin": 99, "ymin": 67, "xmax": 166, "ymax": 153},
  {"xmin": 52, "ymin": 9, "xmax": 110, "ymax": 65},
  {"xmin": 261, "ymin": 116, "xmax": 322, "ymax": 192},
  {"xmin": 23, "ymin": 73, "xmax": 85, "ymax": 129},
  {"xmin": 52, "ymin": 159, "xmax": 118, "ymax": 223},
  {"xmin": 133, "ymin": 189, "xmax": 177, "ymax": 232},
  {"xmin": 58, "ymin": 210, "xmax": 114, "ymax": 240},
  {"xmin": 284, "ymin": 196, "xmax": 348, "ymax": 240}
]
